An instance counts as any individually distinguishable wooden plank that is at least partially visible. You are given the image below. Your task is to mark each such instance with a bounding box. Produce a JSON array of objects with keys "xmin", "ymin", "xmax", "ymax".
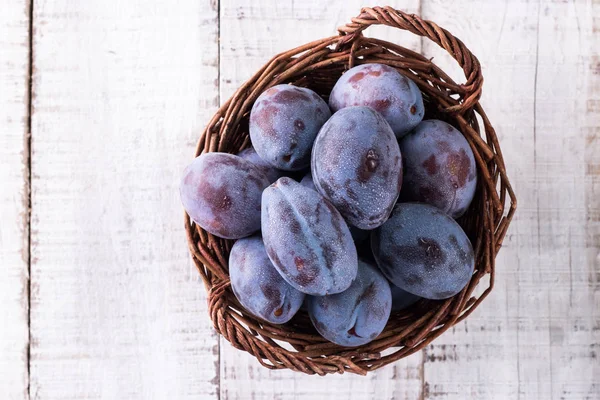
[
  {"xmin": 421, "ymin": 0, "xmax": 599, "ymax": 399},
  {"xmin": 0, "ymin": 0, "xmax": 31, "ymax": 399},
  {"xmin": 29, "ymin": 1, "xmax": 220, "ymax": 399},
  {"xmin": 218, "ymin": 1, "xmax": 424, "ymax": 399}
]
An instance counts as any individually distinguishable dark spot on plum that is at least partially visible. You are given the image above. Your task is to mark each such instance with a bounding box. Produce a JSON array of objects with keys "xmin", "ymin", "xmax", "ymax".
[
  {"xmin": 448, "ymin": 234, "xmax": 472, "ymax": 266},
  {"xmin": 282, "ymin": 154, "xmax": 292, "ymax": 163},
  {"xmin": 261, "ymin": 284, "xmax": 281, "ymax": 304},
  {"xmin": 294, "ymin": 119, "xmax": 305, "ymax": 131},
  {"xmin": 274, "ymin": 307, "xmax": 283, "ymax": 317},
  {"xmin": 290, "ymin": 219, "xmax": 301, "ymax": 234},
  {"xmin": 357, "ymin": 149, "xmax": 380, "ymax": 183},
  {"xmin": 253, "ymin": 104, "xmax": 279, "ymax": 137},
  {"xmin": 273, "ymin": 88, "xmax": 310, "ymax": 103},
  {"xmin": 348, "ymin": 71, "xmax": 366, "ymax": 83},
  {"xmin": 404, "ymin": 274, "xmax": 424, "ymax": 286},
  {"xmin": 367, "ymin": 69, "xmax": 382, "ymax": 77},
  {"xmin": 355, "ymin": 283, "xmax": 376, "ymax": 307},
  {"xmin": 422, "ymin": 154, "xmax": 438, "ymax": 176},
  {"xmin": 315, "ymin": 320, "xmax": 327, "ymax": 333},
  {"xmin": 294, "ymin": 256, "xmax": 305, "ymax": 271},
  {"xmin": 373, "ymin": 98, "xmax": 391, "ymax": 112},
  {"xmin": 201, "ymin": 184, "xmax": 233, "ymax": 211},
  {"xmin": 410, "ymin": 105, "xmax": 417, "ymax": 115},
  {"xmin": 447, "ymin": 148, "xmax": 471, "ymax": 187},
  {"xmin": 316, "ymin": 107, "xmax": 324, "ymax": 117},
  {"xmin": 419, "ymin": 186, "xmax": 443, "ymax": 203},
  {"xmin": 267, "ymin": 247, "xmax": 283, "ymax": 267},
  {"xmin": 347, "ymin": 326, "xmax": 362, "ymax": 337},
  {"xmin": 295, "ymin": 264, "xmax": 319, "ymax": 286},
  {"xmin": 346, "ymin": 185, "xmax": 359, "ymax": 202},
  {"xmin": 397, "ymin": 237, "xmax": 447, "ymax": 272},
  {"xmin": 447, "ymin": 125, "xmax": 453, "ymax": 133}
]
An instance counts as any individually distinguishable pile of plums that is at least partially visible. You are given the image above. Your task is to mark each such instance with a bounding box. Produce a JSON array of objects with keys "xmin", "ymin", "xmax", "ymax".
[{"xmin": 180, "ymin": 63, "xmax": 477, "ymax": 347}]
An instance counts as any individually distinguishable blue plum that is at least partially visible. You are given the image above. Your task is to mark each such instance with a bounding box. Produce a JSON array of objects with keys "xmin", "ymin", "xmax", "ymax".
[
  {"xmin": 261, "ymin": 177, "xmax": 358, "ymax": 296},
  {"xmin": 237, "ymin": 146, "xmax": 284, "ymax": 183},
  {"xmin": 329, "ymin": 63, "xmax": 424, "ymax": 138},
  {"xmin": 179, "ymin": 152, "xmax": 270, "ymax": 239},
  {"xmin": 229, "ymin": 235, "xmax": 305, "ymax": 324},
  {"xmin": 249, "ymin": 84, "xmax": 331, "ymax": 171},
  {"xmin": 307, "ymin": 260, "xmax": 391, "ymax": 347},
  {"xmin": 371, "ymin": 203, "xmax": 475, "ymax": 300},
  {"xmin": 390, "ymin": 284, "xmax": 421, "ymax": 311},
  {"xmin": 311, "ymin": 106, "xmax": 402, "ymax": 229},
  {"xmin": 399, "ymin": 120, "xmax": 477, "ymax": 218}
]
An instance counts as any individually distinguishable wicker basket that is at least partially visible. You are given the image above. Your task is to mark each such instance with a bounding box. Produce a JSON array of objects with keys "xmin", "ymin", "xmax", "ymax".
[{"xmin": 184, "ymin": 6, "xmax": 517, "ymax": 376}]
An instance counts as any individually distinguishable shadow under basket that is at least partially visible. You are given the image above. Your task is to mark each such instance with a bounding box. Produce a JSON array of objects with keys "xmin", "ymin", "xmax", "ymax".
[{"xmin": 184, "ymin": 6, "xmax": 517, "ymax": 376}]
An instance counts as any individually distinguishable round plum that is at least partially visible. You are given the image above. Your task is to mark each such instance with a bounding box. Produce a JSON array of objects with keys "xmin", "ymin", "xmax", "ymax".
[
  {"xmin": 261, "ymin": 177, "xmax": 358, "ymax": 296},
  {"xmin": 371, "ymin": 203, "xmax": 475, "ymax": 300},
  {"xmin": 179, "ymin": 152, "xmax": 270, "ymax": 239},
  {"xmin": 237, "ymin": 146, "xmax": 284, "ymax": 183},
  {"xmin": 329, "ymin": 63, "xmax": 424, "ymax": 138},
  {"xmin": 400, "ymin": 119, "xmax": 477, "ymax": 218},
  {"xmin": 311, "ymin": 106, "xmax": 402, "ymax": 230},
  {"xmin": 229, "ymin": 235, "xmax": 305, "ymax": 324},
  {"xmin": 390, "ymin": 284, "xmax": 421, "ymax": 311},
  {"xmin": 307, "ymin": 260, "xmax": 391, "ymax": 347},
  {"xmin": 249, "ymin": 84, "xmax": 331, "ymax": 171}
]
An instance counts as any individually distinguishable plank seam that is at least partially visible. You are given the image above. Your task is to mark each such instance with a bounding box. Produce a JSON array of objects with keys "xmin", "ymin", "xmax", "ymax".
[{"xmin": 26, "ymin": 0, "xmax": 34, "ymax": 399}]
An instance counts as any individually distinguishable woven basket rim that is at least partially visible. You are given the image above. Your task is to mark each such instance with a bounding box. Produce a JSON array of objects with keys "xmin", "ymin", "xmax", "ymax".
[{"xmin": 184, "ymin": 6, "xmax": 517, "ymax": 376}]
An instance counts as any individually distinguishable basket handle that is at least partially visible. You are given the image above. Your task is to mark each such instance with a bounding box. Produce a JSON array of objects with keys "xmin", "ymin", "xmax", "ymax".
[{"xmin": 338, "ymin": 6, "xmax": 483, "ymax": 113}]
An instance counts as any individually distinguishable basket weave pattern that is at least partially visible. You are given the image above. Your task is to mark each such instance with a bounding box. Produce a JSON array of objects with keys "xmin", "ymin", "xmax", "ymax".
[{"xmin": 184, "ymin": 6, "xmax": 517, "ymax": 375}]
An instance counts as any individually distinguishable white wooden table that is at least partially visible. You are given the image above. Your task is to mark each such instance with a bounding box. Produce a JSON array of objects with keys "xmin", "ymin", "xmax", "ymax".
[{"xmin": 1, "ymin": 0, "xmax": 598, "ymax": 399}]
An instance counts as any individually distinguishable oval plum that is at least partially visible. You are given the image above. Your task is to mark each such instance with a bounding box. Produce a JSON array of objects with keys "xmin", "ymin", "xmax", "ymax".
[
  {"xmin": 400, "ymin": 120, "xmax": 477, "ymax": 218},
  {"xmin": 329, "ymin": 63, "xmax": 424, "ymax": 137},
  {"xmin": 311, "ymin": 106, "xmax": 402, "ymax": 229},
  {"xmin": 371, "ymin": 203, "xmax": 474, "ymax": 300},
  {"xmin": 261, "ymin": 177, "xmax": 358, "ymax": 296},
  {"xmin": 237, "ymin": 146, "xmax": 284, "ymax": 183},
  {"xmin": 249, "ymin": 84, "xmax": 331, "ymax": 171},
  {"xmin": 179, "ymin": 152, "xmax": 270, "ymax": 239},
  {"xmin": 307, "ymin": 260, "xmax": 391, "ymax": 347},
  {"xmin": 229, "ymin": 235, "xmax": 305, "ymax": 324}
]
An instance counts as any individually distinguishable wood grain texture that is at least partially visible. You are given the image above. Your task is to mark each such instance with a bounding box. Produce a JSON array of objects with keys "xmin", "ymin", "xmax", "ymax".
[
  {"xmin": 29, "ymin": 1, "xmax": 220, "ymax": 399},
  {"xmin": 420, "ymin": 0, "xmax": 600, "ymax": 399},
  {"xmin": 0, "ymin": 0, "xmax": 31, "ymax": 399},
  {"xmin": 218, "ymin": 1, "xmax": 424, "ymax": 399}
]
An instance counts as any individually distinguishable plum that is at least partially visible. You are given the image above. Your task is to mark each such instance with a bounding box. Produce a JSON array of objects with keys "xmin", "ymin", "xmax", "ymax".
[
  {"xmin": 399, "ymin": 119, "xmax": 477, "ymax": 218},
  {"xmin": 261, "ymin": 177, "xmax": 357, "ymax": 296},
  {"xmin": 179, "ymin": 152, "xmax": 270, "ymax": 239},
  {"xmin": 371, "ymin": 203, "xmax": 474, "ymax": 300},
  {"xmin": 237, "ymin": 146, "xmax": 284, "ymax": 183},
  {"xmin": 311, "ymin": 106, "xmax": 402, "ymax": 229},
  {"xmin": 249, "ymin": 84, "xmax": 331, "ymax": 171},
  {"xmin": 307, "ymin": 260, "xmax": 391, "ymax": 347},
  {"xmin": 229, "ymin": 235, "xmax": 305, "ymax": 324},
  {"xmin": 329, "ymin": 63, "xmax": 424, "ymax": 137}
]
